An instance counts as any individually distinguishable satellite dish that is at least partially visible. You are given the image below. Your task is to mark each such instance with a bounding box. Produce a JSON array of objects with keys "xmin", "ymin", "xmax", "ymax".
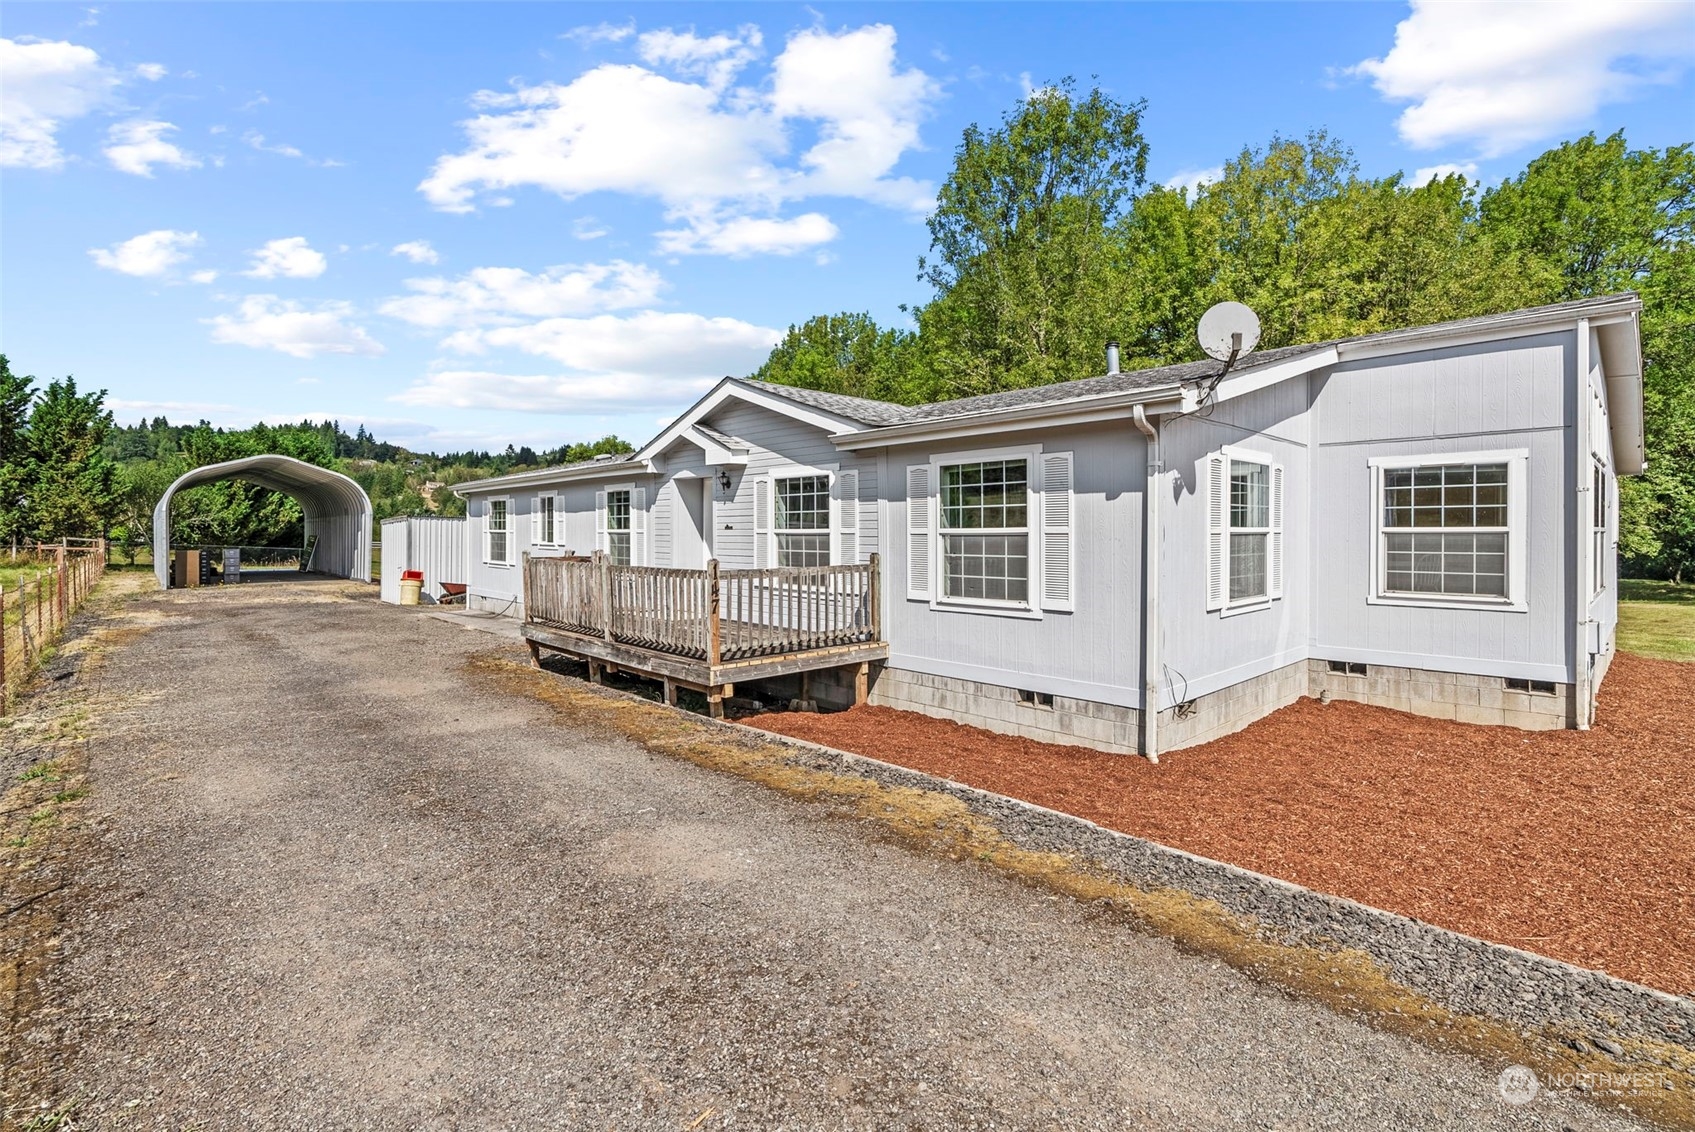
[{"xmin": 1197, "ymin": 302, "xmax": 1261, "ymax": 362}]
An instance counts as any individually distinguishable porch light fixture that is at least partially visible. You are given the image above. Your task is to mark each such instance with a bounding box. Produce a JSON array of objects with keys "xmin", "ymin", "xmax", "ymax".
[{"xmin": 717, "ymin": 468, "xmax": 733, "ymax": 494}]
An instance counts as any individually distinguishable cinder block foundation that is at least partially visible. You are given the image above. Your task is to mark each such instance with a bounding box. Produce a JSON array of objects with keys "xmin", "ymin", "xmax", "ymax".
[{"xmin": 793, "ymin": 653, "xmax": 1586, "ymax": 758}]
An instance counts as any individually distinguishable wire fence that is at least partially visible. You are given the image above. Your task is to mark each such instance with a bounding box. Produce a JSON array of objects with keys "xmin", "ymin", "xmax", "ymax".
[{"xmin": 0, "ymin": 540, "xmax": 108, "ymax": 717}]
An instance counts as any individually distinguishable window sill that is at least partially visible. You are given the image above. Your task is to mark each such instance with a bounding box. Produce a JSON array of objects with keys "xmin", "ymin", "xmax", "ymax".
[
  {"xmin": 1219, "ymin": 598, "xmax": 1274, "ymax": 618},
  {"xmin": 1367, "ymin": 593, "xmax": 1526, "ymax": 613},
  {"xmin": 484, "ymin": 560, "xmax": 515, "ymax": 569},
  {"xmin": 928, "ymin": 597, "xmax": 1042, "ymax": 621}
]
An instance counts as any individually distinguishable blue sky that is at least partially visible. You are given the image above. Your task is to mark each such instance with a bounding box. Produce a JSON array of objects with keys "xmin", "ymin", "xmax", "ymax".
[{"xmin": 4, "ymin": 2, "xmax": 1693, "ymax": 455}]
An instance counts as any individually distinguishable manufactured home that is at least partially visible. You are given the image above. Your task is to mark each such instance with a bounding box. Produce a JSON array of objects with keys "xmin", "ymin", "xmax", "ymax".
[{"xmin": 451, "ymin": 294, "xmax": 1645, "ymax": 758}]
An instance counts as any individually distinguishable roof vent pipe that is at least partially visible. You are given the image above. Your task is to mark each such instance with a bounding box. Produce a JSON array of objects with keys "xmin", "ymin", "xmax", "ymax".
[{"xmin": 1106, "ymin": 341, "xmax": 1121, "ymax": 376}]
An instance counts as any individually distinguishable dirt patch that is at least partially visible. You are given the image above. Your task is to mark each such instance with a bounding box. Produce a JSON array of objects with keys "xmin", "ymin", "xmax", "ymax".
[{"xmin": 744, "ymin": 651, "xmax": 1695, "ymax": 999}]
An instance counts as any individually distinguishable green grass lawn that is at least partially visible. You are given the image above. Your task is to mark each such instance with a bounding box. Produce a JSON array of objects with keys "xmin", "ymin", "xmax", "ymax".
[{"xmin": 1619, "ymin": 579, "xmax": 1695, "ymax": 661}]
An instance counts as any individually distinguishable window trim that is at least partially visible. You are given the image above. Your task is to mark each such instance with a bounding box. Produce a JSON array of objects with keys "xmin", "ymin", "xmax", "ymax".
[
  {"xmin": 1367, "ymin": 449, "xmax": 1528, "ymax": 613},
  {"xmin": 597, "ymin": 481, "xmax": 642, "ymax": 566},
  {"xmin": 483, "ymin": 494, "xmax": 513, "ymax": 567},
  {"xmin": 1221, "ymin": 445, "xmax": 1275, "ymax": 613},
  {"xmin": 535, "ymin": 490, "xmax": 558, "ymax": 548},
  {"xmin": 766, "ymin": 463, "xmax": 837, "ymax": 568},
  {"xmin": 1591, "ymin": 457, "xmax": 1609, "ymax": 599},
  {"xmin": 927, "ymin": 443, "xmax": 1044, "ymax": 620}
]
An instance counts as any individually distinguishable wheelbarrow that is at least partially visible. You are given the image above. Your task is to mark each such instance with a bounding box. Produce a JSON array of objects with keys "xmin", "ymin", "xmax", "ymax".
[{"xmin": 438, "ymin": 582, "xmax": 468, "ymax": 606}]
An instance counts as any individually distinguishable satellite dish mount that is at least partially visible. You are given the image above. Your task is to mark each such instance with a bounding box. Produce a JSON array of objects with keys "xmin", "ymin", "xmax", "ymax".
[{"xmin": 1191, "ymin": 301, "xmax": 1262, "ymax": 412}]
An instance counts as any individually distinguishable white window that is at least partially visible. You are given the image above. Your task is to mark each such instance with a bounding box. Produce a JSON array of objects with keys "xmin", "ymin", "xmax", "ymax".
[
  {"xmin": 484, "ymin": 497, "xmax": 511, "ymax": 565},
  {"xmin": 775, "ymin": 474, "xmax": 831, "ymax": 567},
  {"xmin": 604, "ymin": 488, "xmax": 632, "ymax": 565},
  {"xmin": 1369, "ymin": 451, "xmax": 1527, "ymax": 610},
  {"xmin": 1592, "ymin": 459, "xmax": 1608, "ymax": 596},
  {"xmin": 533, "ymin": 491, "xmax": 557, "ymax": 547},
  {"xmin": 940, "ymin": 457, "xmax": 1031, "ymax": 605},
  {"xmin": 594, "ymin": 484, "xmax": 646, "ymax": 566},
  {"xmin": 1205, "ymin": 448, "xmax": 1283, "ymax": 612}
]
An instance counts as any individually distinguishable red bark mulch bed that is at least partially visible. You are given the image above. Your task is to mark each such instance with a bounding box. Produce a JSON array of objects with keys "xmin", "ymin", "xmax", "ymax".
[{"xmin": 744, "ymin": 652, "xmax": 1695, "ymax": 997}]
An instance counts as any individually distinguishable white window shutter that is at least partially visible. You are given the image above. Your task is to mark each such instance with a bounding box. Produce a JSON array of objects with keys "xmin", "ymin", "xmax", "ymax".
[
  {"xmin": 1205, "ymin": 453, "xmax": 1228, "ymax": 611},
  {"xmin": 834, "ymin": 469, "xmax": 859, "ymax": 565},
  {"xmin": 631, "ymin": 487, "xmax": 648, "ymax": 565},
  {"xmin": 1039, "ymin": 452, "xmax": 1074, "ymax": 611},
  {"xmin": 754, "ymin": 477, "xmax": 772, "ymax": 568},
  {"xmin": 594, "ymin": 489, "xmax": 607, "ymax": 555},
  {"xmin": 906, "ymin": 464, "xmax": 931, "ymax": 600},
  {"xmin": 531, "ymin": 495, "xmax": 542, "ymax": 544},
  {"xmin": 1268, "ymin": 463, "xmax": 1285, "ymax": 600}
]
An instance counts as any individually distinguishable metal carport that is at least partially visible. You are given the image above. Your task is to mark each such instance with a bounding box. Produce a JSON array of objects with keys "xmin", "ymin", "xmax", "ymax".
[{"xmin": 152, "ymin": 454, "xmax": 373, "ymax": 588}]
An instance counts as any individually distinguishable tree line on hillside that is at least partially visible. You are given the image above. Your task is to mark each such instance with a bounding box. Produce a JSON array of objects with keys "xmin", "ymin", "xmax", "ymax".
[
  {"xmin": 751, "ymin": 82, "xmax": 1694, "ymax": 580},
  {"xmin": 0, "ymin": 362, "xmax": 634, "ymax": 560}
]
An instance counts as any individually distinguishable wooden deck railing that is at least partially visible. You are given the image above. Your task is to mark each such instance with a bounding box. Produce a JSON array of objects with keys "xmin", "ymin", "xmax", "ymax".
[{"xmin": 523, "ymin": 552, "xmax": 881, "ymax": 663}]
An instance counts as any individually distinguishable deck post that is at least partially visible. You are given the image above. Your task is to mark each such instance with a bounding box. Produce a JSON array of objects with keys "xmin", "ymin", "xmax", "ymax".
[
  {"xmin": 527, "ymin": 638, "xmax": 542, "ymax": 668},
  {"xmin": 663, "ymin": 677, "xmax": 677, "ymax": 706},
  {"xmin": 588, "ymin": 660, "xmax": 603, "ymax": 684},
  {"xmin": 854, "ymin": 661, "xmax": 869, "ymax": 706},
  {"xmin": 708, "ymin": 687, "xmax": 724, "ymax": 718},
  {"xmin": 596, "ymin": 551, "xmax": 613, "ymax": 641},
  {"xmin": 868, "ymin": 553, "xmax": 882, "ymax": 642},
  {"xmin": 521, "ymin": 552, "xmax": 531, "ymax": 622},
  {"xmin": 707, "ymin": 558, "xmax": 722, "ymax": 667}
]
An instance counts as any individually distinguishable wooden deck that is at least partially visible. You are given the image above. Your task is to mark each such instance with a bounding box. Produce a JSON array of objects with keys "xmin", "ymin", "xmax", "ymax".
[{"xmin": 521, "ymin": 553, "xmax": 885, "ymax": 715}]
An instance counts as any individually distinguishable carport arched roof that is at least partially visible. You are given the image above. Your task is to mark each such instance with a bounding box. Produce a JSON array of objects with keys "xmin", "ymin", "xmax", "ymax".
[{"xmin": 152, "ymin": 454, "xmax": 373, "ymax": 587}]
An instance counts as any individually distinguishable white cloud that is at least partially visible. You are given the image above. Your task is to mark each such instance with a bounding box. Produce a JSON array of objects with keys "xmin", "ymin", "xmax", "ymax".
[
  {"xmin": 189, "ymin": 269, "xmax": 218, "ymax": 284},
  {"xmin": 637, "ymin": 25, "xmax": 762, "ymax": 91},
  {"xmin": 391, "ymin": 239, "xmax": 440, "ymax": 265},
  {"xmin": 572, "ymin": 217, "xmax": 609, "ymax": 240},
  {"xmin": 419, "ymin": 23, "xmax": 938, "ymax": 253},
  {"xmin": 437, "ymin": 310, "xmax": 780, "ymax": 374},
  {"xmin": 88, "ymin": 228, "xmax": 201, "ymax": 276},
  {"xmin": 243, "ymin": 129, "xmax": 343, "ymax": 167},
  {"xmin": 395, "ymin": 369, "xmax": 721, "ymax": 414},
  {"xmin": 0, "ymin": 36, "xmax": 121, "ymax": 169},
  {"xmin": 656, "ymin": 211, "xmax": 838, "ymax": 257},
  {"xmin": 562, "ymin": 21, "xmax": 635, "ymax": 46},
  {"xmin": 135, "ymin": 62, "xmax": 167, "ymax": 81},
  {"xmin": 206, "ymin": 295, "xmax": 385, "ymax": 359},
  {"xmin": 244, "ymin": 236, "xmax": 328, "ymax": 279},
  {"xmin": 380, "ymin": 261, "xmax": 664, "ymax": 329},
  {"xmin": 104, "ymin": 118, "xmax": 200, "ymax": 176},
  {"xmin": 1351, "ymin": 0, "xmax": 1695, "ymax": 156},
  {"xmin": 1165, "ymin": 165, "xmax": 1223, "ymax": 198},
  {"xmin": 1410, "ymin": 162, "xmax": 1478, "ymax": 187}
]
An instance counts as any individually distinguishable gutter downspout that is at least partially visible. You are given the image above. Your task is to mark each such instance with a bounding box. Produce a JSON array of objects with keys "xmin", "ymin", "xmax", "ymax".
[
  {"xmin": 1574, "ymin": 319, "xmax": 1595, "ymax": 730},
  {"xmin": 1132, "ymin": 404, "xmax": 1161, "ymax": 764}
]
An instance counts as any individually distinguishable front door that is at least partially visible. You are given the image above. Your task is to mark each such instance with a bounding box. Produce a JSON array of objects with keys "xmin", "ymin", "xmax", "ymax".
[{"xmin": 676, "ymin": 476, "xmax": 712, "ymax": 568}]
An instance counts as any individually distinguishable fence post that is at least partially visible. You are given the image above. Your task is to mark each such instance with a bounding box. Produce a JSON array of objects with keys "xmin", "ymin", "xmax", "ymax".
[
  {"xmin": 1, "ymin": 584, "xmax": 7, "ymax": 717},
  {"xmin": 596, "ymin": 551, "xmax": 612, "ymax": 641},
  {"xmin": 868, "ymin": 553, "xmax": 882, "ymax": 642},
  {"xmin": 708, "ymin": 559, "xmax": 722, "ymax": 667},
  {"xmin": 55, "ymin": 546, "xmax": 66, "ymax": 626}
]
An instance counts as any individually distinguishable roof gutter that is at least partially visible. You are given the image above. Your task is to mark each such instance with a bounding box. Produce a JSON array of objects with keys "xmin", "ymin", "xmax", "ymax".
[
  {"xmin": 1332, "ymin": 294, "xmax": 1642, "ymax": 363},
  {"xmin": 832, "ymin": 386, "xmax": 1190, "ymax": 451},
  {"xmin": 451, "ymin": 459, "xmax": 649, "ymax": 497}
]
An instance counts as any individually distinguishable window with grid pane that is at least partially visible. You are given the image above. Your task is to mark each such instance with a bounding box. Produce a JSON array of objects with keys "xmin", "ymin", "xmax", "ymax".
[
  {"xmin": 1229, "ymin": 460, "xmax": 1270, "ymax": 602},
  {"xmin": 775, "ymin": 475, "xmax": 830, "ymax": 567},
  {"xmin": 486, "ymin": 498, "xmax": 509, "ymax": 564},
  {"xmin": 1592, "ymin": 460, "xmax": 1607, "ymax": 595},
  {"xmin": 940, "ymin": 459, "xmax": 1029, "ymax": 604},
  {"xmin": 1381, "ymin": 463, "xmax": 1508, "ymax": 598},
  {"xmin": 605, "ymin": 488, "xmax": 632, "ymax": 566}
]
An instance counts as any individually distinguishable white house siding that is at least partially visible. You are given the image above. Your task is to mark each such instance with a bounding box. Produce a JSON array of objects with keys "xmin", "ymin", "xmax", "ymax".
[
  {"xmin": 649, "ymin": 401, "xmax": 880, "ymax": 570},
  {"xmin": 878, "ymin": 419, "xmax": 1146, "ymax": 709},
  {"xmin": 1157, "ymin": 377, "xmax": 1313, "ymax": 709},
  {"xmin": 463, "ymin": 479, "xmax": 639, "ymax": 615},
  {"xmin": 1308, "ymin": 330, "xmax": 1576, "ymax": 684}
]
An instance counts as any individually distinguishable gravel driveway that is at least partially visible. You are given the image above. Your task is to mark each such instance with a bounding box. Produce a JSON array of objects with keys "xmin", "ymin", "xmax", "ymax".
[{"xmin": 41, "ymin": 580, "xmax": 1652, "ymax": 1130}]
